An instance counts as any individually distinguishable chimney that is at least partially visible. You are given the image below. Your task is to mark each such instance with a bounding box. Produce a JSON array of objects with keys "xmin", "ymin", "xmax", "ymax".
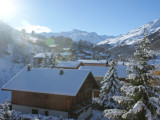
[
  {"xmin": 59, "ymin": 69, "xmax": 64, "ymax": 75},
  {"xmin": 27, "ymin": 64, "xmax": 31, "ymax": 71}
]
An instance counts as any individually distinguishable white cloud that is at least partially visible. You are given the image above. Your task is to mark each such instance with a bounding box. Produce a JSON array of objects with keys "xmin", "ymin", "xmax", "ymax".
[{"xmin": 16, "ymin": 20, "xmax": 51, "ymax": 33}]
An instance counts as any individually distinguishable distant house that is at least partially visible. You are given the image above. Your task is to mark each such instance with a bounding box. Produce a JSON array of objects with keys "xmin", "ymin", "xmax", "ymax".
[
  {"xmin": 78, "ymin": 59, "xmax": 108, "ymax": 67},
  {"xmin": 62, "ymin": 48, "xmax": 71, "ymax": 52},
  {"xmin": 49, "ymin": 44, "xmax": 60, "ymax": 52},
  {"xmin": 77, "ymin": 53, "xmax": 85, "ymax": 59},
  {"xmin": 80, "ymin": 50, "xmax": 93, "ymax": 59},
  {"xmin": 98, "ymin": 53, "xmax": 110, "ymax": 59},
  {"xmin": 79, "ymin": 66, "xmax": 109, "ymax": 97},
  {"xmin": 33, "ymin": 53, "xmax": 62, "ymax": 67},
  {"xmin": 33, "ymin": 53, "xmax": 47, "ymax": 67},
  {"xmin": 2, "ymin": 68, "xmax": 99, "ymax": 119},
  {"xmin": 80, "ymin": 50, "xmax": 92, "ymax": 56},
  {"xmin": 79, "ymin": 66, "xmax": 109, "ymax": 83},
  {"xmin": 55, "ymin": 61, "xmax": 83, "ymax": 69},
  {"xmin": 60, "ymin": 52, "xmax": 73, "ymax": 61}
]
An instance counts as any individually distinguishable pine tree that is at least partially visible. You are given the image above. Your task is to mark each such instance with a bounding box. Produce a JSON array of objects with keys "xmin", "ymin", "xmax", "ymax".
[
  {"xmin": 49, "ymin": 50, "xmax": 56, "ymax": 68},
  {"xmin": 41, "ymin": 53, "xmax": 48, "ymax": 68},
  {"xmin": 104, "ymin": 30, "xmax": 160, "ymax": 120},
  {"xmin": 0, "ymin": 102, "xmax": 12, "ymax": 120},
  {"xmin": 99, "ymin": 58, "xmax": 123, "ymax": 109}
]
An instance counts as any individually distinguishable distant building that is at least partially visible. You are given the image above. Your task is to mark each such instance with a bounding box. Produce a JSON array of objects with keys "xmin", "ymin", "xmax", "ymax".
[
  {"xmin": 55, "ymin": 61, "xmax": 83, "ymax": 69},
  {"xmin": 78, "ymin": 59, "xmax": 108, "ymax": 67},
  {"xmin": 2, "ymin": 68, "xmax": 99, "ymax": 119},
  {"xmin": 80, "ymin": 50, "xmax": 93, "ymax": 59},
  {"xmin": 49, "ymin": 44, "xmax": 60, "ymax": 52},
  {"xmin": 33, "ymin": 53, "xmax": 47, "ymax": 67},
  {"xmin": 60, "ymin": 52, "xmax": 73, "ymax": 61},
  {"xmin": 62, "ymin": 48, "xmax": 71, "ymax": 52},
  {"xmin": 80, "ymin": 50, "xmax": 93, "ymax": 56},
  {"xmin": 79, "ymin": 66, "xmax": 109, "ymax": 83},
  {"xmin": 79, "ymin": 66, "xmax": 109, "ymax": 97},
  {"xmin": 33, "ymin": 53, "xmax": 62, "ymax": 67}
]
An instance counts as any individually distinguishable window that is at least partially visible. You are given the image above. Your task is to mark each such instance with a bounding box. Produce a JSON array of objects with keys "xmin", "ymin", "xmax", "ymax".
[
  {"xmin": 45, "ymin": 111, "xmax": 48, "ymax": 116},
  {"xmin": 32, "ymin": 109, "xmax": 38, "ymax": 114},
  {"xmin": 33, "ymin": 93, "xmax": 38, "ymax": 98}
]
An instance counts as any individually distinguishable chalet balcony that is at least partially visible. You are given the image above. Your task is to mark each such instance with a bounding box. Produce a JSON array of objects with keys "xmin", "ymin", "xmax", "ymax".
[{"xmin": 72, "ymin": 99, "xmax": 92, "ymax": 114}]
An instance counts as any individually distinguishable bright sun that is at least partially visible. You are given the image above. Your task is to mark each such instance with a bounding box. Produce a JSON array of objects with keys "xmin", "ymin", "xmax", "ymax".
[{"xmin": 0, "ymin": 0, "xmax": 16, "ymax": 19}]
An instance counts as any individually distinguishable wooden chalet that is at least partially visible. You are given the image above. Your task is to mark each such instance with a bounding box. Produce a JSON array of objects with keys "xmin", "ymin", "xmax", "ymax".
[
  {"xmin": 33, "ymin": 53, "xmax": 46, "ymax": 67},
  {"xmin": 55, "ymin": 61, "xmax": 83, "ymax": 69},
  {"xmin": 60, "ymin": 52, "xmax": 73, "ymax": 61},
  {"xmin": 79, "ymin": 66, "xmax": 109, "ymax": 97},
  {"xmin": 78, "ymin": 59, "xmax": 108, "ymax": 67},
  {"xmin": 2, "ymin": 67, "xmax": 99, "ymax": 119},
  {"xmin": 79, "ymin": 66, "xmax": 109, "ymax": 83},
  {"xmin": 33, "ymin": 53, "xmax": 62, "ymax": 67},
  {"xmin": 80, "ymin": 50, "xmax": 92, "ymax": 56},
  {"xmin": 49, "ymin": 44, "xmax": 60, "ymax": 52}
]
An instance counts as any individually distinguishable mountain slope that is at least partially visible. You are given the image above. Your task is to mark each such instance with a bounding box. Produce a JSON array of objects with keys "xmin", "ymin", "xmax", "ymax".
[
  {"xmin": 40, "ymin": 29, "xmax": 115, "ymax": 44},
  {"xmin": 98, "ymin": 18, "xmax": 160, "ymax": 46}
]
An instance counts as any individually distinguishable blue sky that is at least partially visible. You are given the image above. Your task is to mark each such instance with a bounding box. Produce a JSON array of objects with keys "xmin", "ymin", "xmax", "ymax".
[{"xmin": 2, "ymin": 0, "xmax": 160, "ymax": 35}]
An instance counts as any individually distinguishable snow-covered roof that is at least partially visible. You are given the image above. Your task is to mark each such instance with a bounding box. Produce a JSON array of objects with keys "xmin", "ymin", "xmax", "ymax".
[
  {"xmin": 79, "ymin": 66, "xmax": 109, "ymax": 77},
  {"xmin": 49, "ymin": 44, "xmax": 58, "ymax": 48},
  {"xmin": 60, "ymin": 52, "xmax": 72, "ymax": 56},
  {"xmin": 82, "ymin": 50, "xmax": 93, "ymax": 54},
  {"xmin": 78, "ymin": 59, "xmax": 107, "ymax": 64},
  {"xmin": 77, "ymin": 54, "xmax": 85, "ymax": 57},
  {"xmin": 2, "ymin": 68, "xmax": 91, "ymax": 96},
  {"xmin": 117, "ymin": 65, "xmax": 127, "ymax": 78},
  {"xmin": 34, "ymin": 53, "xmax": 46, "ymax": 58},
  {"xmin": 83, "ymin": 56, "xmax": 93, "ymax": 59},
  {"xmin": 62, "ymin": 48, "xmax": 71, "ymax": 51},
  {"xmin": 34, "ymin": 52, "xmax": 61, "ymax": 58},
  {"xmin": 34, "ymin": 53, "xmax": 53, "ymax": 58},
  {"xmin": 56, "ymin": 61, "xmax": 81, "ymax": 68}
]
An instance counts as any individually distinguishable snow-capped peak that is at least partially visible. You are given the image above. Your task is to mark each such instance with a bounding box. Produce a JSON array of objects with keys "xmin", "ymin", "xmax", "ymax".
[
  {"xmin": 40, "ymin": 29, "xmax": 115, "ymax": 44},
  {"xmin": 98, "ymin": 18, "xmax": 160, "ymax": 46}
]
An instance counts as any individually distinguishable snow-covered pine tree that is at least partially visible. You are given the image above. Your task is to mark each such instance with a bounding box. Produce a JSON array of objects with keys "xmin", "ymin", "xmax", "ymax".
[
  {"xmin": 0, "ymin": 102, "xmax": 12, "ymax": 120},
  {"xmin": 104, "ymin": 30, "xmax": 160, "ymax": 120},
  {"xmin": 41, "ymin": 53, "xmax": 48, "ymax": 68},
  {"xmin": 99, "ymin": 58, "xmax": 123, "ymax": 109},
  {"xmin": 49, "ymin": 50, "xmax": 56, "ymax": 68}
]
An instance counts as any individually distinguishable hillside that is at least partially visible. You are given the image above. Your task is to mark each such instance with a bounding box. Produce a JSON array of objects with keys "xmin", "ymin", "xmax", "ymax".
[{"xmin": 0, "ymin": 22, "xmax": 47, "ymax": 103}]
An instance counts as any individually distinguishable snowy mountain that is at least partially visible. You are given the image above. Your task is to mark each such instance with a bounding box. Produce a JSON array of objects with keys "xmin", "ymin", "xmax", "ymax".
[
  {"xmin": 98, "ymin": 18, "xmax": 160, "ymax": 46},
  {"xmin": 40, "ymin": 29, "xmax": 115, "ymax": 43}
]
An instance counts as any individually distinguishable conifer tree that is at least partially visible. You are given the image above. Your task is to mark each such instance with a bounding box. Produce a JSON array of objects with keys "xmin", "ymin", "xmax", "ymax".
[
  {"xmin": 41, "ymin": 53, "xmax": 48, "ymax": 68},
  {"xmin": 99, "ymin": 58, "xmax": 123, "ymax": 109},
  {"xmin": 49, "ymin": 50, "xmax": 56, "ymax": 68},
  {"xmin": 104, "ymin": 30, "xmax": 160, "ymax": 120},
  {"xmin": 0, "ymin": 102, "xmax": 11, "ymax": 120}
]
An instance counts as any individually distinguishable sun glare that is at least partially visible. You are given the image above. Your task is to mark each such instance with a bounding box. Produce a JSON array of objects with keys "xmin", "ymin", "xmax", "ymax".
[{"xmin": 0, "ymin": 0, "xmax": 16, "ymax": 19}]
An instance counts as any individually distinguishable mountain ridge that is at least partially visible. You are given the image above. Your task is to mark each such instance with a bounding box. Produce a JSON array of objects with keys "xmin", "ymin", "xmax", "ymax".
[
  {"xmin": 98, "ymin": 18, "xmax": 160, "ymax": 46},
  {"xmin": 39, "ymin": 29, "xmax": 115, "ymax": 44}
]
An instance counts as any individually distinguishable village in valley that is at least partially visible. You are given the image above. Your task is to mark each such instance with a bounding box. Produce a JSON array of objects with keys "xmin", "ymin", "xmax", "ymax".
[
  {"xmin": 0, "ymin": 0, "xmax": 160, "ymax": 120},
  {"xmin": 0, "ymin": 27, "xmax": 160, "ymax": 120}
]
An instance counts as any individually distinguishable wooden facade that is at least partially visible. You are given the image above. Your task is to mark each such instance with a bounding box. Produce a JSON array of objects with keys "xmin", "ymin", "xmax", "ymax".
[
  {"xmin": 10, "ymin": 72, "xmax": 99, "ymax": 119},
  {"xmin": 83, "ymin": 63, "xmax": 107, "ymax": 67},
  {"xmin": 55, "ymin": 62, "xmax": 84, "ymax": 69}
]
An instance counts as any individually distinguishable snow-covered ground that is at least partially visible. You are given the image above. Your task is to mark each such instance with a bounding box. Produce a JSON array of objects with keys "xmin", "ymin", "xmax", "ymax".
[{"xmin": 90, "ymin": 110, "xmax": 109, "ymax": 120}]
